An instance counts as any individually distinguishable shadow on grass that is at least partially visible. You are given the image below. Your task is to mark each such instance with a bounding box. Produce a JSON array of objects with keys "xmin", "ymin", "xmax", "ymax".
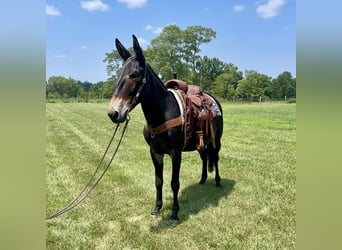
[{"xmin": 149, "ymin": 178, "xmax": 236, "ymax": 232}]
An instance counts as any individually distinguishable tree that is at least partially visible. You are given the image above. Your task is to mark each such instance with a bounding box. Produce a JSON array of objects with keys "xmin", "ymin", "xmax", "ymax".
[
  {"xmin": 195, "ymin": 56, "xmax": 242, "ymax": 93},
  {"xmin": 46, "ymin": 76, "xmax": 80, "ymax": 99},
  {"xmin": 211, "ymin": 73, "xmax": 235, "ymax": 99},
  {"xmin": 77, "ymin": 80, "xmax": 92, "ymax": 92},
  {"xmin": 89, "ymin": 80, "xmax": 114, "ymax": 99},
  {"xmin": 195, "ymin": 56, "xmax": 224, "ymax": 91},
  {"xmin": 182, "ymin": 26, "xmax": 216, "ymax": 83},
  {"xmin": 235, "ymin": 70, "xmax": 272, "ymax": 101},
  {"xmin": 235, "ymin": 79, "xmax": 252, "ymax": 101},
  {"xmin": 146, "ymin": 25, "xmax": 187, "ymax": 81},
  {"xmin": 270, "ymin": 71, "xmax": 296, "ymax": 99}
]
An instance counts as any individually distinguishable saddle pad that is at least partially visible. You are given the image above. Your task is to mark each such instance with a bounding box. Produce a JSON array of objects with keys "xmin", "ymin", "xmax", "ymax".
[
  {"xmin": 207, "ymin": 95, "xmax": 222, "ymax": 116},
  {"xmin": 168, "ymin": 88, "xmax": 185, "ymax": 124}
]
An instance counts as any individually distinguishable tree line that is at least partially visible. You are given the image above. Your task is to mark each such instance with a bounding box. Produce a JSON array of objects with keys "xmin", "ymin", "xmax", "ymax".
[
  {"xmin": 46, "ymin": 76, "xmax": 113, "ymax": 101},
  {"xmin": 46, "ymin": 24, "xmax": 295, "ymax": 102}
]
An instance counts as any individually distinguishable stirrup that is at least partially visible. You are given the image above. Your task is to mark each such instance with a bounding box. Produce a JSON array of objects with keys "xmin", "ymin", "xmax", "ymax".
[{"xmin": 196, "ymin": 131, "xmax": 204, "ymax": 151}]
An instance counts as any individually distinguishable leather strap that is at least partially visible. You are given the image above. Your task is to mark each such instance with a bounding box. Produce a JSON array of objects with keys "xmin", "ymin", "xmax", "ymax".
[{"xmin": 145, "ymin": 116, "xmax": 183, "ymax": 135}]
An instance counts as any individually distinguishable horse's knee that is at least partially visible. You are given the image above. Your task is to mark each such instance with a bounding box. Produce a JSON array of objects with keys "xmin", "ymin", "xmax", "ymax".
[{"xmin": 171, "ymin": 180, "xmax": 179, "ymax": 191}]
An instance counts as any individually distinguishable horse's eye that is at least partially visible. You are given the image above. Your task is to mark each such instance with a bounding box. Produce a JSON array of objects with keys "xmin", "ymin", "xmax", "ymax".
[{"xmin": 130, "ymin": 72, "xmax": 139, "ymax": 79}]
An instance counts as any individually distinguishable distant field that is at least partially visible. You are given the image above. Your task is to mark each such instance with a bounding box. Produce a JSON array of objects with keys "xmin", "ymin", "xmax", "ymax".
[{"xmin": 46, "ymin": 102, "xmax": 296, "ymax": 249}]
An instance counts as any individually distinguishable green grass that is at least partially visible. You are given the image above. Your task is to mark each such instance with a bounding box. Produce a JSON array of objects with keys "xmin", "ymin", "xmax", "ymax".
[{"xmin": 46, "ymin": 102, "xmax": 296, "ymax": 249}]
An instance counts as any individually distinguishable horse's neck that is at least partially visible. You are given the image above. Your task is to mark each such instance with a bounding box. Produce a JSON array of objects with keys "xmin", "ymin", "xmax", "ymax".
[{"xmin": 140, "ymin": 75, "xmax": 178, "ymax": 128}]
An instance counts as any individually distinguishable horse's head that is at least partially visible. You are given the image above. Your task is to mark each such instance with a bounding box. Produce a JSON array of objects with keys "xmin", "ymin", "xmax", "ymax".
[{"xmin": 108, "ymin": 35, "xmax": 146, "ymax": 123}]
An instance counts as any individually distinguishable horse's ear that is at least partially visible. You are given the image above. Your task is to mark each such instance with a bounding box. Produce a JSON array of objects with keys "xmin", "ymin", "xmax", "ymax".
[
  {"xmin": 115, "ymin": 38, "xmax": 131, "ymax": 61},
  {"xmin": 132, "ymin": 35, "xmax": 145, "ymax": 67}
]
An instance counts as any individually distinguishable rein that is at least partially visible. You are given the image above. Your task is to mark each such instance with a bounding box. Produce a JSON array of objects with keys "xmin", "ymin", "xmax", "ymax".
[{"xmin": 46, "ymin": 117, "xmax": 130, "ymax": 220}]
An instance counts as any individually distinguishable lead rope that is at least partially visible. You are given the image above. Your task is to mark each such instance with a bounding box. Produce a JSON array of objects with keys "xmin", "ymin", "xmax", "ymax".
[{"xmin": 46, "ymin": 117, "xmax": 130, "ymax": 220}]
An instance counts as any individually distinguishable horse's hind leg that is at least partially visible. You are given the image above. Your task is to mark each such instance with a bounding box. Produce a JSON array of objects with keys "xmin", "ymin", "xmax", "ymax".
[
  {"xmin": 199, "ymin": 150, "xmax": 208, "ymax": 184},
  {"xmin": 213, "ymin": 155, "xmax": 222, "ymax": 188},
  {"xmin": 208, "ymin": 143, "xmax": 222, "ymax": 187},
  {"xmin": 150, "ymin": 149, "xmax": 164, "ymax": 217}
]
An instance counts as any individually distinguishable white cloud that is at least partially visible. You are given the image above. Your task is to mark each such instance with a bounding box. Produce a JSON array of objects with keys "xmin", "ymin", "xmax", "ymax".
[
  {"xmin": 145, "ymin": 25, "xmax": 163, "ymax": 34},
  {"xmin": 256, "ymin": 0, "xmax": 286, "ymax": 18},
  {"xmin": 54, "ymin": 54, "xmax": 66, "ymax": 59},
  {"xmin": 81, "ymin": 0, "xmax": 110, "ymax": 12},
  {"xmin": 233, "ymin": 5, "xmax": 246, "ymax": 13},
  {"xmin": 81, "ymin": 45, "xmax": 87, "ymax": 49},
  {"xmin": 117, "ymin": 0, "xmax": 147, "ymax": 8},
  {"xmin": 145, "ymin": 25, "xmax": 153, "ymax": 30},
  {"xmin": 46, "ymin": 5, "xmax": 61, "ymax": 16}
]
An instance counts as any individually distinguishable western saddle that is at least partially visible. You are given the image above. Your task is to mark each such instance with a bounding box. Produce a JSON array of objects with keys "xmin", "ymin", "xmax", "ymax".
[{"xmin": 164, "ymin": 79, "xmax": 219, "ymax": 151}]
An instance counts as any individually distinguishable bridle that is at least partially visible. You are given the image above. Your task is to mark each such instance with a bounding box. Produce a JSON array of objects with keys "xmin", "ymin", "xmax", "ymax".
[{"xmin": 128, "ymin": 62, "xmax": 147, "ymax": 111}]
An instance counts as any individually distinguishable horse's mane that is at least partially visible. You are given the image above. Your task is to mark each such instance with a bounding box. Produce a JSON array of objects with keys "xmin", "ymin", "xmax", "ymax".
[{"xmin": 145, "ymin": 63, "xmax": 168, "ymax": 92}]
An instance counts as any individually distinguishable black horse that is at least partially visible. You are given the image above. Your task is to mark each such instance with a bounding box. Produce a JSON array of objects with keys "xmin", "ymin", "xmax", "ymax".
[{"xmin": 108, "ymin": 35, "xmax": 223, "ymax": 221}]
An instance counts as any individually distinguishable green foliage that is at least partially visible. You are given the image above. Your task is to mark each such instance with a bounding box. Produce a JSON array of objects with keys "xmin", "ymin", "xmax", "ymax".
[
  {"xmin": 235, "ymin": 70, "xmax": 272, "ymax": 101},
  {"xmin": 46, "ymin": 76, "xmax": 115, "ymax": 102},
  {"xmin": 270, "ymin": 71, "xmax": 296, "ymax": 99},
  {"xmin": 287, "ymin": 98, "xmax": 296, "ymax": 103},
  {"xmin": 148, "ymin": 25, "xmax": 186, "ymax": 80},
  {"xmin": 182, "ymin": 25, "xmax": 216, "ymax": 80},
  {"xmin": 211, "ymin": 73, "xmax": 235, "ymax": 99},
  {"xmin": 46, "ymin": 102, "xmax": 295, "ymax": 249},
  {"xmin": 88, "ymin": 80, "xmax": 113, "ymax": 99},
  {"xmin": 46, "ymin": 76, "xmax": 80, "ymax": 99},
  {"xmin": 195, "ymin": 57, "xmax": 243, "ymax": 93}
]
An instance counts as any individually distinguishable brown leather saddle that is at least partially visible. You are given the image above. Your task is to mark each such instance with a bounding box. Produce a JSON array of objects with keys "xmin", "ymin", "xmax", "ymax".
[{"xmin": 164, "ymin": 79, "xmax": 218, "ymax": 150}]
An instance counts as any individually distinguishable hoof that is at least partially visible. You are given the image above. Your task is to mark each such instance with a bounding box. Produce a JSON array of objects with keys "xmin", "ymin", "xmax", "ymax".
[
  {"xmin": 169, "ymin": 214, "xmax": 179, "ymax": 221},
  {"xmin": 151, "ymin": 207, "xmax": 161, "ymax": 217},
  {"xmin": 199, "ymin": 180, "xmax": 206, "ymax": 185},
  {"xmin": 216, "ymin": 182, "xmax": 223, "ymax": 188}
]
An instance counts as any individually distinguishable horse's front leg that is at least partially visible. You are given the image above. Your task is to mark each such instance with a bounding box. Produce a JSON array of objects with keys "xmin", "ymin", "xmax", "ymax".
[
  {"xmin": 170, "ymin": 150, "xmax": 182, "ymax": 221},
  {"xmin": 150, "ymin": 149, "xmax": 164, "ymax": 217}
]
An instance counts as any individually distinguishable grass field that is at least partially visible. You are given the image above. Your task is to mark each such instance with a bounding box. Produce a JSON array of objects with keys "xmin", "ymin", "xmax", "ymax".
[{"xmin": 46, "ymin": 102, "xmax": 296, "ymax": 249}]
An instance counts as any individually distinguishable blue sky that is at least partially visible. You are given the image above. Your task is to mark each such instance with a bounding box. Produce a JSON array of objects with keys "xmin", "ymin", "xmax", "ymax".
[{"xmin": 46, "ymin": 0, "xmax": 296, "ymax": 83}]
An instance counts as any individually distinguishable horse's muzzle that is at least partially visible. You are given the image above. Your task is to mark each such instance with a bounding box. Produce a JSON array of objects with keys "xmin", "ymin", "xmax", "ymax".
[
  {"xmin": 108, "ymin": 97, "xmax": 129, "ymax": 123},
  {"xmin": 108, "ymin": 109, "xmax": 128, "ymax": 123}
]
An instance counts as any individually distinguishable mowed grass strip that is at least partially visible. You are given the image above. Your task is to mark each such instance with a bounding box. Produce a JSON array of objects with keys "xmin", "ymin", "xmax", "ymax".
[{"xmin": 46, "ymin": 102, "xmax": 296, "ymax": 249}]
